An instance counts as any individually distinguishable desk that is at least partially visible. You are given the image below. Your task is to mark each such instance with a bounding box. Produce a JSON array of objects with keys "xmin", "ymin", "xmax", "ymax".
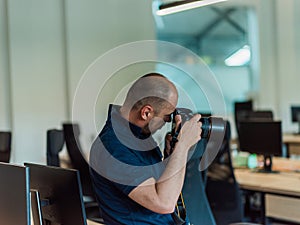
[
  {"xmin": 283, "ymin": 133, "xmax": 300, "ymax": 157},
  {"xmin": 235, "ymin": 158, "xmax": 300, "ymax": 224}
]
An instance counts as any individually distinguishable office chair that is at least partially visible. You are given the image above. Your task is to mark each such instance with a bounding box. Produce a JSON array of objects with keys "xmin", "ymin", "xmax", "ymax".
[
  {"xmin": 0, "ymin": 131, "xmax": 12, "ymax": 163},
  {"xmin": 181, "ymin": 139, "xmax": 216, "ymax": 225},
  {"xmin": 62, "ymin": 123, "xmax": 94, "ymax": 196},
  {"xmin": 244, "ymin": 110, "xmax": 273, "ymax": 122},
  {"xmin": 205, "ymin": 121, "xmax": 244, "ymax": 225},
  {"xmin": 62, "ymin": 123, "xmax": 104, "ymax": 224},
  {"xmin": 46, "ymin": 129, "xmax": 65, "ymax": 167},
  {"xmin": 234, "ymin": 100, "xmax": 253, "ymax": 137}
]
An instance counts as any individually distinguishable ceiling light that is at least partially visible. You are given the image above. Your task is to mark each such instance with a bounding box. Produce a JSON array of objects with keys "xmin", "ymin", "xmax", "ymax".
[
  {"xmin": 225, "ymin": 45, "xmax": 251, "ymax": 67},
  {"xmin": 156, "ymin": 0, "xmax": 227, "ymax": 16}
]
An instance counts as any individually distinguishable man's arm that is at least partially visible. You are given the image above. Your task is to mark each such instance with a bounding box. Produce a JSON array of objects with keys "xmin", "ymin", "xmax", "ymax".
[{"xmin": 128, "ymin": 114, "xmax": 202, "ymax": 214}]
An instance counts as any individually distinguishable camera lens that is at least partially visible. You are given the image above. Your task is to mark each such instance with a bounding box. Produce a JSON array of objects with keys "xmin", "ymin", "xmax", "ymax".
[
  {"xmin": 200, "ymin": 117, "xmax": 211, "ymax": 139},
  {"xmin": 172, "ymin": 108, "xmax": 224, "ymax": 141}
]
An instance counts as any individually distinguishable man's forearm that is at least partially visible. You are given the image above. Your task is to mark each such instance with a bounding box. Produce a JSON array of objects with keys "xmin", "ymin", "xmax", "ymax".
[{"xmin": 156, "ymin": 141, "xmax": 189, "ymax": 210}]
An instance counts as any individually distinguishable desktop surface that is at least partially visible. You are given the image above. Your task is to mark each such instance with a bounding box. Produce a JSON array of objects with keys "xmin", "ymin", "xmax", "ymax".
[
  {"xmin": 234, "ymin": 157, "xmax": 300, "ymax": 196},
  {"xmin": 283, "ymin": 133, "xmax": 300, "ymax": 143},
  {"xmin": 234, "ymin": 157, "xmax": 300, "ymax": 223}
]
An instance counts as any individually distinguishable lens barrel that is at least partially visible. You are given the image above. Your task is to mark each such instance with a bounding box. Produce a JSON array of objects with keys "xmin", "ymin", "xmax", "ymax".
[{"xmin": 199, "ymin": 117, "xmax": 211, "ymax": 139}]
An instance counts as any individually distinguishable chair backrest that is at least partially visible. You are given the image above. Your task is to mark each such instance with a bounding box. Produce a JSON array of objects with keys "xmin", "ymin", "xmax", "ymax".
[
  {"xmin": 234, "ymin": 100, "xmax": 253, "ymax": 137},
  {"xmin": 46, "ymin": 129, "xmax": 65, "ymax": 167},
  {"xmin": 0, "ymin": 132, "xmax": 12, "ymax": 163},
  {"xmin": 205, "ymin": 121, "xmax": 244, "ymax": 225},
  {"xmin": 208, "ymin": 121, "xmax": 235, "ymax": 182},
  {"xmin": 62, "ymin": 123, "xmax": 95, "ymax": 197},
  {"xmin": 182, "ymin": 158, "xmax": 216, "ymax": 225}
]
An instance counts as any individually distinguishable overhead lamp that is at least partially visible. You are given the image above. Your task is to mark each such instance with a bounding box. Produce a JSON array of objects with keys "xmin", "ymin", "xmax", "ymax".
[
  {"xmin": 156, "ymin": 0, "xmax": 227, "ymax": 16},
  {"xmin": 224, "ymin": 45, "xmax": 251, "ymax": 67}
]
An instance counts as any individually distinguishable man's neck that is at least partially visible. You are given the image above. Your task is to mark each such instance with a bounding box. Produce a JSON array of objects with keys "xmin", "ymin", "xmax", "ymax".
[{"xmin": 120, "ymin": 106, "xmax": 149, "ymax": 134}]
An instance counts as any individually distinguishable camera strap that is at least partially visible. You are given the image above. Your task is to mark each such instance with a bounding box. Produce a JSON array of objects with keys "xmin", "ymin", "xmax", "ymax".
[
  {"xmin": 170, "ymin": 123, "xmax": 181, "ymax": 152},
  {"xmin": 169, "ymin": 124, "xmax": 189, "ymax": 224}
]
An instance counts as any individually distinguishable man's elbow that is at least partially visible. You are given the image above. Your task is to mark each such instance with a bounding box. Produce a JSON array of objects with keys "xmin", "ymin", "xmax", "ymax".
[
  {"xmin": 152, "ymin": 201, "xmax": 176, "ymax": 214},
  {"xmin": 158, "ymin": 207, "xmax": 175, "ymax": 214}
]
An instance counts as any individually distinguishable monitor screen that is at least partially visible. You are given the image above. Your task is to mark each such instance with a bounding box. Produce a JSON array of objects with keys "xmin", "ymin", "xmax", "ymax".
[
  {"xmin": 291, "ymin": 106, "xmax": 300, "ymax": 122},
  {"xmin": 0, "ymin": 162, "xmax": 30, "ymax": 225},
  {"xmin": 238, "ymin": 121, "xmax": 282, "ymax": 156},
  {"xmin": 238, "ymin": 121, "xmax": 282, "ymax": 172},
  {"xmin": 24, "ymin": 162, "xmax": 87, "ymax": 225}
]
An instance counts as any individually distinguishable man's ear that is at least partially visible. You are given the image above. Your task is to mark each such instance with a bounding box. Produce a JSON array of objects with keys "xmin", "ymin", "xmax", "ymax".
[{"xmin": 140, "ymin": 105, "xmax": 154, "ymax": 121}]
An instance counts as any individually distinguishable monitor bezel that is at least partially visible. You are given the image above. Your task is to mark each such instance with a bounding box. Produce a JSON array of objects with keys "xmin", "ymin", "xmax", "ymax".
[
  {"xmin": 24, "ymin": 162, "xmax": 88, "ymax": 225},
  {"xmin": 291, "ymin": 106, "xmax": 300, "ymax": 122},
  {"xmin": 238, "ymin": 121, "xmax": 282, "ymax": 156},
  {"xmin": 238, "ymin": 121, "xmax": 282, "ymax": 172},
  {"xmin": 0, "ymin": 162, "xmax": 30, "ymax": 225}
]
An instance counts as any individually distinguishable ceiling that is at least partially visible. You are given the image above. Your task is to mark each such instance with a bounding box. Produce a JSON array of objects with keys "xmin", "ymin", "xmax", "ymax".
[{"xmin": 153, "ymin": 1, "xmax": 250, "ymax": 64}]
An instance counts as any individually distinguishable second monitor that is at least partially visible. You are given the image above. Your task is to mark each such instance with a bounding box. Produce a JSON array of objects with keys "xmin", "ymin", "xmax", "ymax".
[
  {"xmin": 291, "ymin": 105, "xmax": 300, "ymax": 134},
  {"xmin": 238, "ymin": 121, "xmax": 282, "ymax": 173},
  {"xmin": 0, "ymin": 162, "xmax": 30, "ymax": 225},
  {"xmin": 25, "ymin": 162, "xmax": 88, "ymax": 225}
]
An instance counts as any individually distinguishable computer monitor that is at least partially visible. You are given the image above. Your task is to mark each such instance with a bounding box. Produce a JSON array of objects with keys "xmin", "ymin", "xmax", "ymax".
[
  {"xmin": 0, "ymin": 162, "xmax": 30, "ymax": 225},
  {"xmin": 24, "ymin": 162, "xmax": 88, "ymax": 225},
  {"xmin": 238, "ymin": 121, "xmax": 282, "ymax": 173},
  {"xmin": 291, "ymin": 106, "xmax": 300, "ymax": 134}
]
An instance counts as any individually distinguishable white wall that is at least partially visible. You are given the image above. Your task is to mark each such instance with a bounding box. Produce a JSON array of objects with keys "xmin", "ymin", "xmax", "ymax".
[
  {"xmin": 0, "ymin": 0, "xmax": 155, "ymax": 164},
  {"xmin": 65, "ymin": 0, "xmax": 155, "ymax": 153},
  {"xmin": 256, "ymin": 0, "xmax": 300, "ymax": 132},
  {"xmin": 7, "ymin": 0, "xmax": 68, "ymax": 163},
  {"xmin": 0, "ymin": 0, "xmax": 11, "ymax": 131},
  {"xmin": 274, "ymin": 0, "xmax": 300, "ymax": 132}
]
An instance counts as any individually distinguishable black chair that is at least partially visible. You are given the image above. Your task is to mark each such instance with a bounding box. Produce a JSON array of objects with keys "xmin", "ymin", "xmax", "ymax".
[
  {"xmin": 62, "ymin": 123, "xmax": 95, "ymax": 197},
  {"xmin": 243, "ymin": 110, "xmax": 273, "ymax": 122},
  {"xmin": 205, "ymin": 121, "xmax": 244, "ymax": 225},
  {"xmin": 0, "ymin": 131, "xmax": 12, "ymax": 163},
  {"xmin": 179, "ymin": 137, "xmax": 217, "ymax": 225},
  {"xmin": 62, "ymin": 123, "xmax": 103, "ymax": 223},
  {"xmin": 234, "ymin": 100, "xmax": 253, "ymax": 137},
  {"xmin": 46, "ymin": 129, "xmax": 65, "ymax": 167},
  {"xmin": 182, "ymin": 158, "xmax": 217, "ymax": 225}
]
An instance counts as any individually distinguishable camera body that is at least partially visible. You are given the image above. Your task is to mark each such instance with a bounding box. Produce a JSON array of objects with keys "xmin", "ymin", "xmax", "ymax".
[
  {"xmin": 168, "ymin": 107, "xmax": 225, "ymax": 157},
  {"xmin": 172, "ymin": 108, "xmax": 212, "ymax": 139}
]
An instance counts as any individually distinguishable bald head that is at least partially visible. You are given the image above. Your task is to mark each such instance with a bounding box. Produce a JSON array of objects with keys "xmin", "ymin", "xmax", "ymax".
[{"xmin": 123, "ymin": 73, "xmax": 178, "ymax": 114}]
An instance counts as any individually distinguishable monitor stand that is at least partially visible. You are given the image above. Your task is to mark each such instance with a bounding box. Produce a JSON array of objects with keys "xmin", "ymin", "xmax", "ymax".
[
  {"xmin": 30, "ymin": 190, "xmax": 44, "ymax": 225},
  {"xmin": 255, "ymin": 155, "xmax": 279, "ymax": 173},
  {"xmin": 30, "ymin": 190, "xmax": 52, "ymax": 225}
]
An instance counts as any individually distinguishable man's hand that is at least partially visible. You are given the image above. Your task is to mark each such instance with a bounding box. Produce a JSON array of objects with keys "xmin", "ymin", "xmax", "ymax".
[
  {"xmin": 164, "ymin": 113, "xmax": 182, "ymax": 157},
  {"xmin": 177, "ymin": 114, "xmax": 202, "ymax": 150}
]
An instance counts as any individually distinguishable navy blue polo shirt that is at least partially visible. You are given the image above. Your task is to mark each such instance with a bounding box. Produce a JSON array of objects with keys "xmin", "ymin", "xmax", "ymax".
[{"xmin": 90, "ymin": 105, "xmax": 175, "ymax": 225}]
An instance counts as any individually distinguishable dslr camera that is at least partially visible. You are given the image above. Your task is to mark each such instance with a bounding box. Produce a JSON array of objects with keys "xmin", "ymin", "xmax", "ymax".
[{"xmin": 171, "ymin": 108, "xmax": 225, "ymax": 143}]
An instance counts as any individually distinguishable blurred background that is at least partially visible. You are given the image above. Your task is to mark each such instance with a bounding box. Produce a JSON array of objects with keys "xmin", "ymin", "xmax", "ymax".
[{"xmin": 0, "ymin": 0, "xmax": 299, "ymax": 164}]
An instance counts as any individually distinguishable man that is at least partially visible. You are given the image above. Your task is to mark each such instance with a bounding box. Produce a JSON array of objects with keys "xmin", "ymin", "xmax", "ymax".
[{"xmin": 90, "ymin": 73, "xmax": 202, "ymax": 224}]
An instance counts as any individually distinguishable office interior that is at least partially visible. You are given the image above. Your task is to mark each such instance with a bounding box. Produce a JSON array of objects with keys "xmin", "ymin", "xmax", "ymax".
[{"xmin": 0, "ymin": 0, "xmax": 300, "ymax": 225}]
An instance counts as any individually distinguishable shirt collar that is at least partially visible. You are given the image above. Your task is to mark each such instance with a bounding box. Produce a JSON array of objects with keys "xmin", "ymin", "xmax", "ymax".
[{"xmin": 108, "ymin": 104, "xmax": 150, "ymax": 140}]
